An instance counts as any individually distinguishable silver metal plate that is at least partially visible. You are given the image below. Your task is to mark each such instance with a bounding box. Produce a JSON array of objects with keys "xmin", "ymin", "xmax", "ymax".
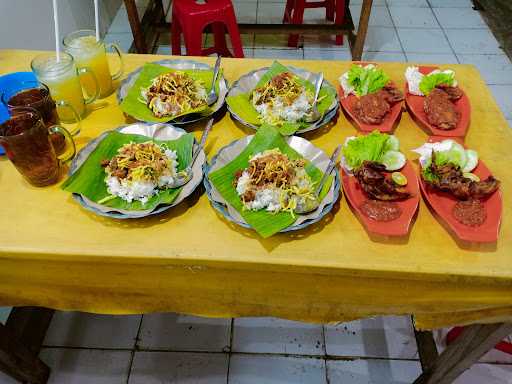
[
  {"xmin": 68, "ymin": 123, "xmax": 206, "ymax": 219},
  {"xmin": 203, "ymin": 135, "xmax": 341, "ymax": 232},
  {"xmin": 117, "ymin": 59, "xmax": 229, "ymax": 126},
  {"xmin": 227, "ymin": 65, "xmax": 339, "ymax": 135}
]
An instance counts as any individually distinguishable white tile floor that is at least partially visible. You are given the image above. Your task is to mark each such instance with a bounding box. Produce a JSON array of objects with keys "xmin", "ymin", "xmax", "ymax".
[{"xmin": 2, "ymin": 1, "xmax": 512, "ymax": 383}]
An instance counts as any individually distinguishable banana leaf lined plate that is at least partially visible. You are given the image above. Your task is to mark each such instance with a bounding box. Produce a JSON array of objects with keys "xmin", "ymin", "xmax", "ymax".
[
  {"xmin": 66, "ymin": 123, "xmax": 206, "ymax": 219},
  {"xmin": 203, "ymin": 132, "xmax": 341, "ymax": 235},
  {"xmin": 226, "ymin": 64, "xmax": 339, "ymax": 135},
  {"xmin": 117, "ymin": 59, "xmax": 229, "ymax": 126}
]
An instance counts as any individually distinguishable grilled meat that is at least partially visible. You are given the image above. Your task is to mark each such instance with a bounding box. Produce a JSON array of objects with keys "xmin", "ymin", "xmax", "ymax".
[
  {"xmin": 437, "ymin": 84, "xmax": 463, "ymax": 101},
  {"xmin": 353, "ymin": 83, "xmax": 404, "ymax": 125},
  {"xmin": 423, "ymin": 152, "xmax": 500, "ymax": 200},
  {"xmin": 354, "ymin": 161, "xmax": 410, "ymax": 201},
  {"xmin": 380, "ymin": 84, "xmax": 404, "ymax": 104},
  {"xmin": 354, "ymin": 92, "xmax": 390, "ymax": 124},
  {"xmin": 424, "ymin": 87, "xmax": 460, "ymax": 130}
]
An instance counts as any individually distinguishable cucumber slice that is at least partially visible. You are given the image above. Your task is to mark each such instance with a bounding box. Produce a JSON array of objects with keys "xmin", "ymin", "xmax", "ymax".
[
  {"xmin": 384, "ymin": 135, "xmax": 400, "ymax": 152},
  {"xmin": 381, "ymin": 150, "xmax": 406, "ymax": 171},
  {"xmin": 462, "ymin": 149, "xmax": 478, "ymax": 173}
]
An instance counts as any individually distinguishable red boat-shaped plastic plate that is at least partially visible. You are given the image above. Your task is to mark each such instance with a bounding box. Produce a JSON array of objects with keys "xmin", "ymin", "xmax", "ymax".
[
  {"xmin": 405, "ymin": 66, "xmax": 471, "ymax": 137},
  {"xmin": 419, "ymin": 136, "xmax": 502, "ymax": 243},
  {"xmin": 342, "ymin": 161, "xmax": 420, "ymax": 237}
]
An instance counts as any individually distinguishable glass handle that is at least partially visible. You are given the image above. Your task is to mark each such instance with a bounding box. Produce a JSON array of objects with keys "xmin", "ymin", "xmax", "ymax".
[
  {"xmin": 56, "ymin": 100, "xmax": 82, "ymax": 136},
  {"xmin": 107, "ymin": 43, "xmax": 124, "ymax": 80},
  {"xmin": 50, "ymin": 125, "xmax": 76, "ymax": 163},
  {"xmin": 78, "ymin": 67, "xmax": 100, "ymax": 104}
]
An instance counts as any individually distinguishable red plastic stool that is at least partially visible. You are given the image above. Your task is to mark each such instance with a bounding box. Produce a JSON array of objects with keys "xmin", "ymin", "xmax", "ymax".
[
  {"xmin": 171, "ymin": 0, "xmax": 244, "ymax": 58},
  {"xmin": 447, "ymin": 327, "xmax": 512, "ymax": 355},
  {"xmin": 284, "ymin": 0, "xmax": 346, "ymax": 47}
]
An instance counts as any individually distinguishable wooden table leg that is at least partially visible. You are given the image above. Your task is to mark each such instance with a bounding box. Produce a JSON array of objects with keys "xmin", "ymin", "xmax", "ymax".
[
  {"xmin": 414, "ymin": 327, "xmax": 439, "ymax": 371},
  {"xmin": 125, "ymin": 0, "xmax": 148, "ymax": 53},
  {"xmin": 0, "ymin": 307, "xmax": 54, "ymax": 384},
  {"xmin": 413, "ymin": 322, "xmax": 512, "ymax": 384},
  {"xmin": 350, "ymin": 0, "xmax": 373, "ymax": 60}
]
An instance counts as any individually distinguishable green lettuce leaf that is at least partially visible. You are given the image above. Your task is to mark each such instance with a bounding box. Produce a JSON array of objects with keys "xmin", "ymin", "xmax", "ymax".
[
  {"xmin": 347, "ymin": 65, "xmax": 390, "ymax": 96},
  {"xmin": 342, "ymin": 131, "xmax": 391, "ymax": 169},
  {"xmin": 419, "ymin": 71, "xmax": 456, "ymax": 95}
]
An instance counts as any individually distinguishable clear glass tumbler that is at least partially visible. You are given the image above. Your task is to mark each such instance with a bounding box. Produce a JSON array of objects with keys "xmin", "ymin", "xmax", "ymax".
[
  {"xmin": 63, "ymin": 30, "xmax": 124, "ymax": 99},
  {"xmin": 31, "ymin": 52, "xmax": 99, "ymax": 123}
]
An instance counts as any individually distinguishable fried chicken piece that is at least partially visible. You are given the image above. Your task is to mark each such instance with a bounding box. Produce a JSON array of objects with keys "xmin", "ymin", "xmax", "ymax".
[
  {"xmin": 424, "ymin": 152, "xmax": 500, "ymax": 200},
  {"xmin": 353, "ymin": 83, "xmax": 403, "ymax": 125},
  {"xmin": 424, "ymin": 88, "xmax": 460, "ymax": 130},
  {"xmin": 354, "ymin": 161, "xmax": 411, "ymax": 201}
]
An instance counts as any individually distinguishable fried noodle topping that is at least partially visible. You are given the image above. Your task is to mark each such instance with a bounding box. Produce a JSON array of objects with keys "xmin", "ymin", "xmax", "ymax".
[{"xmin": 141, "ymin": 71, "xmax": 207, "ymax": 118}]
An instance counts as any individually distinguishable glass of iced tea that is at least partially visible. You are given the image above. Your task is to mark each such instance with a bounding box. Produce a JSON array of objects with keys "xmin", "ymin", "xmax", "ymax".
[
  {"xmin": 2, "ymin": 81, "xmax": 81, "ymax": 139},
  {"xmin": 31, "ymin": 52, "xmax": 99, "ymax": 123},
  {"xmin": 63, "ymin": 30, "xmax": 124, "ymax": 99},
  {"xmin": 0, "ymin": 107, "xmax": 76, "ymax": 187}
]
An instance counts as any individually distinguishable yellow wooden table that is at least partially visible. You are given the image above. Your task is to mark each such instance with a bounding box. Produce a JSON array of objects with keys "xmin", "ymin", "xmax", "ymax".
[{"xmin": 0, "ymin": 50, "xmax": 511, "ymax": 384}]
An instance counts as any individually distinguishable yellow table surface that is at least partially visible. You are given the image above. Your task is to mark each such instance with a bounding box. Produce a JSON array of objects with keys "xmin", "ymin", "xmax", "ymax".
[{"xmin": 1, "ymin": 49, "xmax": 511, "ymax": 330}]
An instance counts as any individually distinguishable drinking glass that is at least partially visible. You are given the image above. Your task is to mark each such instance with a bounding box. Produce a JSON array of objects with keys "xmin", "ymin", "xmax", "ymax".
[
  {"xmin": 0, "ymin": 107, "xmax": 76, "ymax": 187},
  {"xmin": 2, "ymin": 81, "xmax": 81, "ymax": 136},
  {"xmin": 31, "ymin": 52, "xmax": 99, "ymax": 123},
  {"xmin": 63, "ymin": 30, "xmax": 124, "ymax": 99}
]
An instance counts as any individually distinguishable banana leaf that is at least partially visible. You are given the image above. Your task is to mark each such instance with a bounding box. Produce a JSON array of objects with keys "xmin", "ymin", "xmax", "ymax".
[
  {"xmin": 226, "ymin": 61, "xmax": 336, "ymax": 135},
  {"xmin": 208, "ymin": 124, "xmax": 333, "ymax": 238},
  {"xmin": 119, "ymin": 63, "xmax": 221, "ymax": 123},
  {"xmin": 62, "ymin": 131, "xmax": 194, "ymax": 211}
]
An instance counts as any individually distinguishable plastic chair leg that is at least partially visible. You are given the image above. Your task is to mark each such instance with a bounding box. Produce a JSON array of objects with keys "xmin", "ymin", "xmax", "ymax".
[
  {"xmin": 226, "ymin": 22, "xmax": 245, "ymax": 58},
  {"xmin": 212, "ymin": 22, "xmax": 232, "ymax": 57},
  {"xmin": 171, "ymin": 18, "xmax": 182, "ymax": 55},
  {"xmin": 283, "ymin": 0, "xmax": 295, "ymax": 23},
  {"xmin": 326, "ymin": 0, "xmax": 335, "ymax": 21},
  {"xmin": 335, "ymin": 0, "xmax": 345, "ymax": 46},
  {"xmin": 288, "ymin": 0, "xmax": 305, "ymax": 48},
  {"xmin": 183, "ymin": 27, "xmax": 204, "ymax": 56}
]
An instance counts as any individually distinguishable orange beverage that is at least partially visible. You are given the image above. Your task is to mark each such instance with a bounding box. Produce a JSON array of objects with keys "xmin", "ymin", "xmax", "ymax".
[{"xmin": 64, "ymin": 30, "xmax": 123, "ymax": 99}]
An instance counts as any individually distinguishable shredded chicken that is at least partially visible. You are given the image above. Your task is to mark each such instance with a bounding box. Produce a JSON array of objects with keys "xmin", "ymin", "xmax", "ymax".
[{"xmin": 142, "ymin": 71, "xmax": 207, "ymax": 118}]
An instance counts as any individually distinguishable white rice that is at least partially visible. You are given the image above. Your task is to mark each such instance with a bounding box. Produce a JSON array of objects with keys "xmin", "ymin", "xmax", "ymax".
[
  {"xmin": 235, "ymin": 156, "xmax": 313, "ymax": 212},
  {"xmin": 254, "ymin": 91, "xmax": 312, "ymax": 123},
  {"xmin": 105, "ymin": 148, "xmax": 179, "ymax": 204},
  {"xmin": 405, "ymin": 66, "xmax": 458, "ymax": 96}
]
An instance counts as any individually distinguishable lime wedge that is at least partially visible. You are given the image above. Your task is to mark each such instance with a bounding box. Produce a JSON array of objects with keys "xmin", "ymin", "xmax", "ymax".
[
  {"xmin": 463, "ymin": 172, "xmax": 480, "ymax": 182},
  {"xmin": 381, "ymin": 150, "xmax": 406, "ymax": 171},
  {"xmin": 391, "ymin": 172, "xmax": 408, "ymax": 186}
]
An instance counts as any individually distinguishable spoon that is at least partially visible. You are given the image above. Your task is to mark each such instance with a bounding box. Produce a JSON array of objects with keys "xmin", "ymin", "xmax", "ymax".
[
  {"xmin": 206, "ymin": 55, "xmax": 222, "ymax": 106},
  {"xmin": 295, "ymin": 144, "xmax": 342, "ymax": 214},
  {"xmin": 170, "ymin": 118, "xmax": 214, "ymax": 188},
  {"xmin": 304, "ymin": 72, "xmax": 324, "ymax": 123}
]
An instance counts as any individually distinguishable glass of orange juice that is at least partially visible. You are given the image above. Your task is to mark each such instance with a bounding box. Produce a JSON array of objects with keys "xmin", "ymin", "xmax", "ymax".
[
  {"xmin": 63, "ymin": 30, "xmax": 124, "ymax": 99},
  {"xmin": 31, "ymin": 52, "xmax": 99, "ymax": 123}
]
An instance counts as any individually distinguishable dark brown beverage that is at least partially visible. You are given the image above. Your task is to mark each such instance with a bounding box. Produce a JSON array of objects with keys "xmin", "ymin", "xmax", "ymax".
[
  {"xmin": 5, "ymin": 85, "xmax": 66, "ymax": 155},
  {"xmin": 0, "ymin": 108, "xmax": 60, "ymax": 186},
  {"xmin": 7, "ymin": 87, "xmax": 59, "ymax": 126}
]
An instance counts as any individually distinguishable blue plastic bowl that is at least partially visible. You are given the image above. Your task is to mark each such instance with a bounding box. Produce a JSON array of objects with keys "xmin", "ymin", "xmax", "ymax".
[{"xmin": 0, "ymin": 72, "xmax": 38, "ymax": 155}]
